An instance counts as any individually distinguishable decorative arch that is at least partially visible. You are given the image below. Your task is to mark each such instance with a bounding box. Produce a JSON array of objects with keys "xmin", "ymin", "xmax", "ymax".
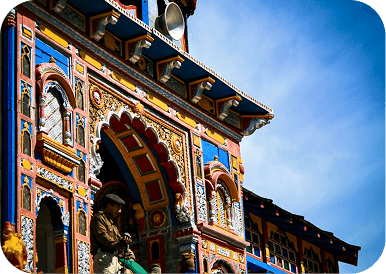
[
  {"xmin": 210, "ymin": 257, "xmax": 237, "ymax": 274},
  {"xmin": 204, "ymin": 161, "xmax": 239, "ymax": 202},
  {"xmin": 36, "ymin": 62, "xmax": 76, "ymax": 108},
  {"xmin": 36, "ymin": 63, "xmax": 76, "ymax": 145},
  {"xmin": 90, "ymin": 107, "xmax": 187, "ymax": 211}
]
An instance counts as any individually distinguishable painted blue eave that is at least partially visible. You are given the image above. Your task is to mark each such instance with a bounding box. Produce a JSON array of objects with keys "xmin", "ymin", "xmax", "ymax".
[
  {"xmin": 247, "ymin": 255, "xmax": 287, "ymax": 274},
  {"xmin": 63, "ymin": 0, "xmax": 272, "ymax": 116}
]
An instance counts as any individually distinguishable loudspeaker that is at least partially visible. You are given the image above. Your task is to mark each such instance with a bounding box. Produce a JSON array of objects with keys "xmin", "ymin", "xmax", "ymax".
[{"xmin": 156, "ymin": 3, "xmax": 185, "ymax": 41}]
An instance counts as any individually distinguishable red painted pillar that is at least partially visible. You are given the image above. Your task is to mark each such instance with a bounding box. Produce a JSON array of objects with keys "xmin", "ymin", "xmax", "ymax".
[{"xmin": 54, "ymin": 229, "xmax": 68, "ymax": 273}]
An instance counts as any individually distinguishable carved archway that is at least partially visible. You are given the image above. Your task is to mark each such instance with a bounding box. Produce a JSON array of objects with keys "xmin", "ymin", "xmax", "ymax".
[
  {"xmin": 210, "ymin": 257, "xmax": 237, "ymax": 274},
  {"xmin": 90, "ymin": 107, "xmax": 188, "ymax": 214}
]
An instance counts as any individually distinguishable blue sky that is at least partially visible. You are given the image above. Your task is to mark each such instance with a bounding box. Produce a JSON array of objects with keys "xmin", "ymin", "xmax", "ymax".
[
  {"xmin": 1, "ymin": 0, "xmax": 384, "ymax": 273},
  {"xmin": 187, "ymin": 0, "xmax": 385, "ymax": 273}
]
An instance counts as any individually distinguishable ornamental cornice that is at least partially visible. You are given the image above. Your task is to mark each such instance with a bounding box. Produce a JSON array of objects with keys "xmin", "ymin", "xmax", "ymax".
[{"xmin": 24, "ymin": 1, "xmax": 244, "ymax": 142}]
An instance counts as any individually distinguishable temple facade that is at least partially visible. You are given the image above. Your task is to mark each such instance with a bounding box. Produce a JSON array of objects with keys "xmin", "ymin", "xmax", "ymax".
[{"xmin": 0, "ymin": 1, "xmax": 359, "ymax": 273}]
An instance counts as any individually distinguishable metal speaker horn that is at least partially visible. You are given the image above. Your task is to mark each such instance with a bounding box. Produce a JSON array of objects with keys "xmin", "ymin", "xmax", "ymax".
[{"xmin": 156, "ymin": 2, "xmax": 185, "ymax": 41}]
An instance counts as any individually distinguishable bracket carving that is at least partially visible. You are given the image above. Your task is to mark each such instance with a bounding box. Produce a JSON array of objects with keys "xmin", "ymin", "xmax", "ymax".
[
  {"xmin": 160, "ymin": 60, "xmax": 182, "ymax": 83},
  {"xmin": 93, "ymin": 12, "xmax": 120, "ymax": 41},
  {"xmin": 241, "ymin": 118, "xmax": 271, "ymax": 136},
  {"xmin": 191, "ymin": 80, "xmax": 213, "ymax": 104},
  {"xmin": 53, "ymin": 0, "xmax": 67, "ymax": 13},
  {"xmin": 129, "ymin": 39, "xmax": 152, "ymax": 64},
  {"xmin": 219, "ymin": 99, "xmax": 240, "ymax": 121}
]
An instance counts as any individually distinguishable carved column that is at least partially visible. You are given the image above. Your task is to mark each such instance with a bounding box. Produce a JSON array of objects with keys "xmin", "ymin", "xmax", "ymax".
[
  {"xmin": 64, "ymin": 110, "xmax": 71, "ymax": 145},
  {"xmin": 225, "ymin": 203, "xmax": 233, "ymax": 230},
  {"xmin": 208, "ymin": 191, "xmax": 216, "ymax": 224}
]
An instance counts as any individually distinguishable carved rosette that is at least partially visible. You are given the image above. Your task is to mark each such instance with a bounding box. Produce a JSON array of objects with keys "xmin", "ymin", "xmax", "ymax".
[{"xmin": 88, "ymin": 83, "xmax": 128, "ymax": 137}]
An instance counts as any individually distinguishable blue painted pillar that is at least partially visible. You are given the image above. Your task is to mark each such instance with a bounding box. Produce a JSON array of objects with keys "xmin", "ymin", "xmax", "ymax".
[
  {"xmin": 142, "ymin": 0, "xmax": 149, "ymax": 25},
  {"xmin": 2, "ymin": 9, "xmax": 17, "ymax": 227}
]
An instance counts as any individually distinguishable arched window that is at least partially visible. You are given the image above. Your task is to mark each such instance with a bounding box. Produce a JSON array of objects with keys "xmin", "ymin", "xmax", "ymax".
[
  {"xmin": 203, "ymin": 258, "xmax": 208, "ymax": 274},
  {"xmin": 151, "ymin": 241, "xmax": 160, "ymax": 260},
  {"xmin": 78, "ymin": 159, "xmax": 86, "ymax": 184},
  {"xmin": 44, "ymin": 87, "xmax": 64, "ymax": 143},
  {"xmin": 78, "ymin": 210, "xmax": 87, "ymax": 236},
  {"xmin": 303, "ymin": 247, "xmax": 321, "ymax": 273},
  {"xmin": 77, "ymin": 118, "xmax": 85, "ymax": 147},
  {"xmin": 22, "ymin": 183, "xmax": 32, "ymax": 212},
  {"xmin": 268, "ymin": 231, "xmax": 297, "ymax": 273},
  {"xmin": 21, "ymin": 83, "xmax": 31, "ymax": 117},
  {"xmin": 195, "ymin": 152, "xmax": 202, "ymax": 179},
  {"xmin": 21, "ymin": 44, "xmax": 31, "ymax": 78},
  {"xmin": 22, "ymin": 123, "xmax": 32, "ymax": 156},
  {"xmin": 76, "ymin": 80, "xmax": 84, "ymax": 111}
]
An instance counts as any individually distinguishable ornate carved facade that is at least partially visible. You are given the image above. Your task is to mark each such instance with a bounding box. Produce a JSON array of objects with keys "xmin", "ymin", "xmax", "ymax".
[{"xmin": 1, "ymin": 1, "xmax": 359, "ymax": 273}]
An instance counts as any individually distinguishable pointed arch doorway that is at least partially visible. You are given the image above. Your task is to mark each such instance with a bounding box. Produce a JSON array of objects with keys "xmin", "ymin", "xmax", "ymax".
[{"xmin": 36, "ymin": 196, "xmax": 67, "ymax": 273}]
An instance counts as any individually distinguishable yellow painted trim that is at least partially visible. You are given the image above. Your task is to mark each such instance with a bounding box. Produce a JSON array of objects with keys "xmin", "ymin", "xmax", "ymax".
[
  {"xmin": 193, "ymin": 135, "xmax": 201, "ymax": 148},
  {"xmin": 77, "ymin": 186, "xmax": 87, "ymax": 197},
  {"xmin": 302, "ymin": 240, "xmax": 321, "ymax": 261},
  {"xmin": 198, "ymin": 95, "xmax": 215, "ymax": 114},
  {"xmin": 285, "ymin": 231, "xmax": 299, "ymax": 252},
  {"xmin": 38, "ymin": 133, "xmax": 80, "ymax": 158},
  {"xmin": 267, "ymin": 221, "xmax": 278, "ymax": 238},
  {"xmin": 216, "ymin": 95, "xmax": 243, "ymax": 104},
  {"xmin": 76, "ymin": 62, "xmax": 85, "ymax": 75},
  {"xmin": 78, "ymin": 50, "xmax": 103, "ymax": 70},
  {"xmin": 39, "ymin": 24, "xmax": 69, "ymax": 48},
  {"xmin": 89, "ymin": 10, "xmax": 121, "ymax": 24},
  {"xmin": 241, "ymin": 114, "xmax": 274, "ymax": 119},
  {"xmin": 55, "ymin": 266, "xmax": 68, "ymax": 274},
  {"xmin": 146, "ymin": 94, "xmax": 169, "ymax": 112},
  {"xmin": 110, "ymin": 71, "xmax": 136, "ymax": 91},
  {"xmin": 204, "ymin": 128, "xmax": 226, "ymax": 145},
  {"xmin": 126, "ymin": 34, "xmax": 155, "ymax": 44},
  {"xmin": 189, "ymin": 77, "xmax": 215, "ymax": 86},
  {"xmin": 248, "ymin": 213, "xmax": 263, "ymax": 235},
  {"xmin": 300, "ymin": 263, "xmax": 305, "ymax": 273},
  {"xmin": 22, "ymin": 159, "xmax": 32, "ymax": 170},
  {"xmin": 22, "ymin": 26, "xmax": 32, "ymax": 39},
  {"xmin": 176, "ymin": 112, "xmax": 197, "ymax": 128}
]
